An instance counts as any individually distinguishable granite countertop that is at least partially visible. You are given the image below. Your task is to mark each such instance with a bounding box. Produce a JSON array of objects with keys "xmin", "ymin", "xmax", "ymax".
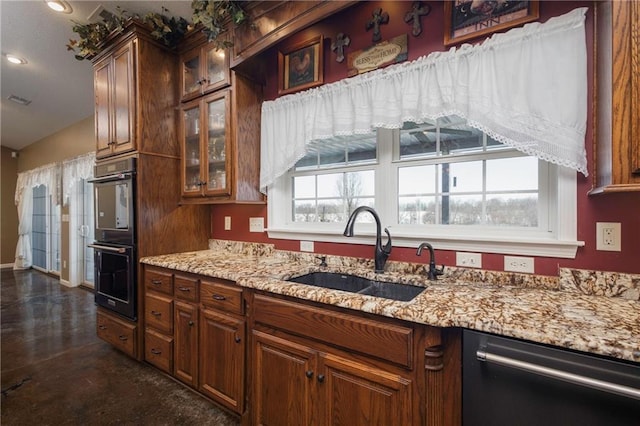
[{"xmin": 140, "ymin": 241, "xmax": 640, "ymax": 363}]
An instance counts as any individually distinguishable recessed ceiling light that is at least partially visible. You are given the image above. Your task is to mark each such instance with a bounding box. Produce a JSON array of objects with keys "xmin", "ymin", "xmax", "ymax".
[
  {"xmin": 6, "ymin": 54, "xmax": 27, "ymax": 65},
  {"xmin": 46, "ymin": 1, "xmax": 73, "ymax": 14},
  {"xmin": 8, "ymin": 95, "xmax": 32, "ymax": 106}
]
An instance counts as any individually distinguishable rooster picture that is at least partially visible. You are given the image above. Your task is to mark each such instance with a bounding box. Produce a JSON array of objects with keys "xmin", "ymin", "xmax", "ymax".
[{"xmin": 287, "ymin": 46, "xmax": 315, "ymax": 88}]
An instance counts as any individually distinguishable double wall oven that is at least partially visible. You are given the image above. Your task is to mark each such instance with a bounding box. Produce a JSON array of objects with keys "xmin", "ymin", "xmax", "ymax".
[{"xmin": 88, "ymin": 157, "xmax": 137, "ymax": 320}]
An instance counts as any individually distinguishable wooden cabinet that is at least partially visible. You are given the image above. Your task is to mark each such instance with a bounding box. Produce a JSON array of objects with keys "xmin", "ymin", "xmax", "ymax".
[
  {"xmin": 144, "ymin": 267, "xmax": 175, "ymax": 373},
  {"xmin": 174, "ymin": 300, "xmax": 199, "ymax": 387},
  {"xmin": 179, "ymin": 71, "xmax": 264, "ymax": 203},
  {"xmin": 592, "ymin": 0, "xmax": 640, "ymax": 193},
  {"xmin": 250, "ymin": 293, "xmax": 420, "ymax": 425},
  {"xmin": 97, "ymin": 309, "xmax": 138, "ymax": 358},
  {"xmin": 94, "ymin": 40, "xmax": 135, "ymax": 158},
  {"xmin": 92, "ymin": 21, "xmax": 182, "ymax": 160},
  {"xmin": 180, "ymin": 41, "xmax": 230, "ymax": 102},
  {"xmin": 199, "ymin": 278, "xmax": 246, "ymax": 413}
]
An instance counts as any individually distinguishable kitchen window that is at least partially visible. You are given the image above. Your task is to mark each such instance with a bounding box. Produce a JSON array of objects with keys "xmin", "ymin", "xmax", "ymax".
[{"xmin": 268, "ymin": 115, "xmax": 579, "ymax": 258}]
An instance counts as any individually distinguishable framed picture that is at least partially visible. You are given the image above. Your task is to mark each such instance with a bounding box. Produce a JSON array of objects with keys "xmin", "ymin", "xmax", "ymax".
[
  {"xmin": 278, "ymin": 35, "xmax": 324, "ymax": 95},
  {"xmin": 444, "ymin": 0, "xmax": 539, "ymax": 46}
]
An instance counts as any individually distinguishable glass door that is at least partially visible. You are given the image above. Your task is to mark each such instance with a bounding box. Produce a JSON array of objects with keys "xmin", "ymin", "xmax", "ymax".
[
  {"xmin": 81, "ymin": 179, "xmax": 95, "ymax": 287},
  {"xmin": 205, "ymin": 91, "xmax": 230, "ymax": 195},
  {"xmin": 31, "ymin": 184, "xmax": 60, "ymax": 274},
  {"xmin": 182, "ymin": 102, "xmax": 203, "ymax": 196}
]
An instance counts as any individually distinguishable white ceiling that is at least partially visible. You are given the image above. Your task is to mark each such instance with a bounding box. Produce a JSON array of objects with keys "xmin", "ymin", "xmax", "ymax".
[{"xmin": 0, "ymin": 0, "xmax": 194, "ymax": 151}]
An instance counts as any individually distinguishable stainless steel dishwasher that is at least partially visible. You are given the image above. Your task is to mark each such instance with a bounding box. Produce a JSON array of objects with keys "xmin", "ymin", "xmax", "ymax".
[{"xmin": 462, "ymin": 329, "xmax": 640, "ymax": 426}]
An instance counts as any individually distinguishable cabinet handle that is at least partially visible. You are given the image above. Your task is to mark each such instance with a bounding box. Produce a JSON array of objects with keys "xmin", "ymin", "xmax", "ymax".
[
  {"xmin": 235, "ymin": 336, "xmax": 241, "ymax": 343},
  {"xmin": 151, "ymin": 348, "xmax": 162, "ymax": 355},
  {"xmin": 178, "ymin": 287, "xmax": 191, "ymax": 292},
  {"xmin": 151, "ymin": 280, "xmax": 162, "ymax": 286},
  {"xmin": 188, "ymin": 321, "xmax": 195, "ymax": 326},
  {"xmin": 305, "ymin": 370, "xmax": 314, "ymax": 379},
  {"xmin": 317, "ymin": 374, "xmax": 325, "ymax": 383},
  {"xmin": 118, "ymin": 335, "xmax": 128, "ymax": 341},
  {"xmin": 98, "ymin": 325, "xmax": 107, "ymax": 330},
  {"xmin": 212, "ymin": 294, "xmax": 226, "ymax": 301},
  {"xmin": 151, "ymin": 310, "xmax": 162, "ymax": 317}
]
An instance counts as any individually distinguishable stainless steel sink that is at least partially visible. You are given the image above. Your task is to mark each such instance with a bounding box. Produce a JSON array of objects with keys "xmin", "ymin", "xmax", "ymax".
[{"xmin": 287, "ymin": 272, "xmax": 425, "ymax": 301}]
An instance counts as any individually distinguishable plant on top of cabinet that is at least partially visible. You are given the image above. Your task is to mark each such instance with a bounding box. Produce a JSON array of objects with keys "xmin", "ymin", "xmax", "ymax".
[{"xmin": 191, "ymin": 0, "xmax": 250, "ymax": 49}]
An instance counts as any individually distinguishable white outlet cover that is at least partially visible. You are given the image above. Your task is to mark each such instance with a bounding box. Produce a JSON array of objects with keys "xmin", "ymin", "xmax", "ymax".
[
  {"xmin": 504, "ymin": 255, "xmax": 535, "ymax": 274},
  {"xmin": 596, "ymin": 222, "xmax": 621, "ymax": 252},
  {"xmin": 224, "ymin": 216, "xmax": 231, "ymax": 230},
  {"xmin": 456, "ymin": 252, "xmax": 482, "ymax": 268},
  {"xmin": 249, "ymin": 217, "xmax": 264, "ymax": 233},
  {"xmin": 300, "ymin": 241, "xmax": 314, "ymax": 252}
]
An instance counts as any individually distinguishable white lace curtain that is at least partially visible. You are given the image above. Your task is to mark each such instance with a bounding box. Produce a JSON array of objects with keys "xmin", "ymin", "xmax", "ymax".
[
  {"xmin": 62, "ymin": 152, "xmax": 95, "ymax": 205},
  {"xmin": 14, "ymin": 163, "xmax": 60, "ymax": 269},
  {"xmin": 260, "ymin": 7, "xmax": 588, "ymax": 193}
]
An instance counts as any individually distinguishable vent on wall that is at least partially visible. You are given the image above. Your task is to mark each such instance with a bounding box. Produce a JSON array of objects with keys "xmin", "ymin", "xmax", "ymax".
[
  {"xmin": 87, "ymin": 4, "xmax": 114, "ymax": 23},
  {"xmin": 7, "ymin": 95, "xmax": 32, "ymax": 106}
]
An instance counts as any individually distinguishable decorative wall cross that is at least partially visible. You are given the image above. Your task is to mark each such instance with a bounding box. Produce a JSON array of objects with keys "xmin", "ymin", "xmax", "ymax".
[
  {"xmin": 331, "ymin": 33, "xmax": 351, "ymax": 63},
  {"xmin": 365, "ymin": 8, "xmax": 389, "ymax": 43},
  {"xmin": 404, "ymin": 1, "xmax": 431, "ymax": 37}
]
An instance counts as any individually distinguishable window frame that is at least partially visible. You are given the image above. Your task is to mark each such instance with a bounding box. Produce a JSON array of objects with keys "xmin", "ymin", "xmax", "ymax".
[{"xmin": 267, "ymin": 128, "xmax": 582, "ymax": 259}]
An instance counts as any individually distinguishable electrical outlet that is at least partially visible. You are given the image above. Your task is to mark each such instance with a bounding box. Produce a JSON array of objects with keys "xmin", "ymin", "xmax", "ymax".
[
  {"xmin": 224, "ymin": 216, "xmax": 231, "ymax": 230},
  {"xmin": 596, "ymin": 222, "xmax": 621, "ymax": 251},
  {"xmin": 456, "ymin": 252, "xmax": 482, "ymax": 268},
  {"xmin": 300, "ymin": 241, "xmax": 314, "ymax": 252},
  {"xmin": 249, "ymin": 217, "xmax": 264, "ymax": 233},
  {"xmin": 504, "ymin": 256, "xmax": 534, "ymax": 273}
]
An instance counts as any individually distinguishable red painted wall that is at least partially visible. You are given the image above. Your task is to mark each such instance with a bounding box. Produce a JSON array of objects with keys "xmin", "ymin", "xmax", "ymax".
[{"xmin": 213, "ymin": 1, "xmax": 640, "ymax": 275}]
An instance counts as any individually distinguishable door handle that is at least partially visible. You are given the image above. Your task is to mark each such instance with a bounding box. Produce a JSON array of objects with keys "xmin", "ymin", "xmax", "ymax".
[{"xmin": 88, "ymin": 244, "xmax": 126, "ymax": 253}]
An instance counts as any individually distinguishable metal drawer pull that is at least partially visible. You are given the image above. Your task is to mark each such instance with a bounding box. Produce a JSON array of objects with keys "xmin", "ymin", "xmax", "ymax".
[
  {"xmin": 477, "ymin": 350, "xmax": 640, "ymax": 401},
  {"xmin": 178, "ymin": 287, "xmax": 191, "ymax": 292},
  {"xmin": 151, "ymin": 280, "xmax": 162, "ymax": 286},
  {"xmin": 212, "ymin": 294, "xmax": 226, "ymax": 301},
  {"xmin": 151, "ymin": 349, "xmax": 162, "ymax": 355},
  {"xmin": 98, "ymin": 325, "xmax": 107, "ymax": 330},
  {"xmin": 151, "ymin": 310, "xmax": 162, "ymax": 317},
  {"xmin": 118, "ymin": 335, "xmax": 128, "ymax": 341}
]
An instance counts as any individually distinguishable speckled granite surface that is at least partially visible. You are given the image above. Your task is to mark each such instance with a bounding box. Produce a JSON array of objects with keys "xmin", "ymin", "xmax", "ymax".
[{"xmin": 141, "ymin": 240, "xmax": 640, "ymax": 363}]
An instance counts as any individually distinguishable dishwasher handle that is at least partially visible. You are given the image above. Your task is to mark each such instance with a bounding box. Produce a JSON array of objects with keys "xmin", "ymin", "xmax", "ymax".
[{"xmin": 477, "ymin": 349, "xmax": 640, "ymax": 401}]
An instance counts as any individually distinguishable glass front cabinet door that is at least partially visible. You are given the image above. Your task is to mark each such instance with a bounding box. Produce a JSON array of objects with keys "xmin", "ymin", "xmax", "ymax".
[
  {"xmin": 181, "ymin": 90, "xmax": 231, "ymax": 198},
  {"xmin": 180, "ymin": 43, "xmax": 230, "ymax": 102}
]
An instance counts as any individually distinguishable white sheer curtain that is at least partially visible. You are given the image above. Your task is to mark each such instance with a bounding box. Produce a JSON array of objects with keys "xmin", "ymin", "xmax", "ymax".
[
  {"xmin": 63, "ymin": 152, "xmax": 95, "ymax": 286},
  {"xmin": 14, "ymin": 163, "xmax": 60, "ymax": 270},
  {"xmin": 260, "ymin": 7, "xmax": 588, "ymax": 193}
]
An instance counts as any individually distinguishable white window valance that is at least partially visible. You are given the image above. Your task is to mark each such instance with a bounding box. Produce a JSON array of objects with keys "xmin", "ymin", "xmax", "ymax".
[
  {"xmin": 62, "ymin": 152, "xmax": 95, "ymax": 205},
  {"xmin": 15, "ymin": 162, "xmax": 61, "ymax": 206},
  {"xmin": 260, "ymin": 7, "xmax": 588, "ymax": 193}
]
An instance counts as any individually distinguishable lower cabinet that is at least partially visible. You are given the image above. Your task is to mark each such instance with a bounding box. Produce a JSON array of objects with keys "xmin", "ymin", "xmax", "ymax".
[
  {"xmin": 250, "ymin": 293, "xmax": 420, "ymax": 425},
  {"xmin": 174, "ymin": 300, "xmax": 199, "ymax": 387},
  {"xmin": 97, "ymin": 309, "xmax": 138, "ymax": 358}
]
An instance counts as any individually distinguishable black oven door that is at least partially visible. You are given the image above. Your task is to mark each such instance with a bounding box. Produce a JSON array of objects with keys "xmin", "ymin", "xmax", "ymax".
[
  {"xmin": 91, "ymin": 173, "xmax": 135, "ymax": 246},
  {"xmin": 90, "ymin": 243, "xmax": 136, "ymax": 320}
]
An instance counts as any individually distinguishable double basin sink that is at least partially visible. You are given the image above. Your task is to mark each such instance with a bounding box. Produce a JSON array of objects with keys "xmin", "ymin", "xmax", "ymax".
[{"xmin": 287, "ymin": 272, "xmax": 426, "ymax": 302}]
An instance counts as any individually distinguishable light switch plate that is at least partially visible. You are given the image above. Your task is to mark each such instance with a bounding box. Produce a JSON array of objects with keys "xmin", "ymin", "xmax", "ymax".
[
  {"xmin": 249, "ymin": 217, "xmax": 264, "ymax": 233},
  {"xmin": 300, "ymin": 241, "xmax": 314, "ymax": 252}
]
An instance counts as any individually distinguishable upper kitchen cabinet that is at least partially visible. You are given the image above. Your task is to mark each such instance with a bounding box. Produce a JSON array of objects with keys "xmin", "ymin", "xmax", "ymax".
[
  {"xmin": 92, "ymin": 20, "xmax": 180, "ymax": 159},
  {"xmin": 180, "ymin": 71, "xmax": 264, "ymax": 204},
  {"xmin": 180, "ymin": 39, "xmax": 230, "ymax": 102},
  {"xmin": 592, "ymin": 0, "xmax": 640, "ymax": 193}
]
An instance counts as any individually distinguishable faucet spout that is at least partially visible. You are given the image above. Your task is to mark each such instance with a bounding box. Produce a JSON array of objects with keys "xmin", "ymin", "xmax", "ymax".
[
  {"xmin": 343, "ymin": 206, "xmax": 392, "ymax": 273},
  {"xmin": 416, "ymin": 242, "xmax": 444, "ymax": 280}
]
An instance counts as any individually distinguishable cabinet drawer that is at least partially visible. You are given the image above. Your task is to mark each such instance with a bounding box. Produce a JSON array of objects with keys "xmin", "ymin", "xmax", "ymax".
[
  {"xmin": 97, "ymin": 311, "xmax": 137, "ymax": 358},
  {"xmin": 145, "ymin": 328, "xmax": 173, "ymax": 374},
  {"xmin": 145, "ymin": 267, "xmax": 174, "ymax": 295},
  {"xmin": 174, "ymin": 274, "xmax": 199, "ymax": 303},
  {"xmin": 200, "ymin": 279, "xmax": 243, "ymax": 314},
  {"xmin": 145, "ymin": 293, "xmax": 173, "ymax": 334},
  {"xmin": 253, "ymin": 294, "xmax": 414, "ymax": 369}
]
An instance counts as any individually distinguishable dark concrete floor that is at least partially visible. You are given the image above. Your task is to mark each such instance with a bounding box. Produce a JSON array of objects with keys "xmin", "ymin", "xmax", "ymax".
[{"xmin": 1, "ymin": 268, "xmax": 239, "ymax": 426}]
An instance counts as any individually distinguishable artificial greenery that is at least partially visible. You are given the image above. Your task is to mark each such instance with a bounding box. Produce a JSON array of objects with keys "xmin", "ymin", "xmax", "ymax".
[
  {"xmin": 66, "ymin": 1, "xmax": 248, "ymax": 61},
  {"xmin": 191, "ymin": 0, "xmax": 248, "ymax": 49}
]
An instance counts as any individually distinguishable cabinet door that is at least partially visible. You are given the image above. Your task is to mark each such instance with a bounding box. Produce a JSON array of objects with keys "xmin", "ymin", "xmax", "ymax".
[
  {"xmin": 320, "ymin": 353, "xmax": 413, "ymax": 426},
  {"xmin": 201, "ymin": 43, "xmax": 230, "ymax": 94},
  {"xmin": 199, "ymin": 308, "xmax": 245, "ymax": 413},
  {"xmin": 181, "ymin": 46, "xmax": 202, "ymax": 101},
  {"xmin": 181, "ymin": 100, "xmax": 204, "ymax": 196},
  {"xmin": 203, "ymin": 90, "xmax": 231, "ymax": 196},
  {"xmin": 174, "ymin": 301, "xmax": 198, "ymax": 387},
  {"xmin": 94, "ymin": 57, "xmax": 112, "ymax": 157},
  {"xmin": 111, "ymin": 41, "xmax": 135, "ymax": 155},
  {"xmin": 253, "ymin": 330, "xmax": 316, "ymax": 426}
]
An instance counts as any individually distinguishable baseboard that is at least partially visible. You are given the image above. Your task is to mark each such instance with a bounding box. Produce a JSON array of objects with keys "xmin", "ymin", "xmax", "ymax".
[
  {"xmin": 1, "ymin": 263, "xmax": 15, "ymax": 269},
  {"xmin": 59, "ymin": 278, "xmax": 75, "ymax": 288}
]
